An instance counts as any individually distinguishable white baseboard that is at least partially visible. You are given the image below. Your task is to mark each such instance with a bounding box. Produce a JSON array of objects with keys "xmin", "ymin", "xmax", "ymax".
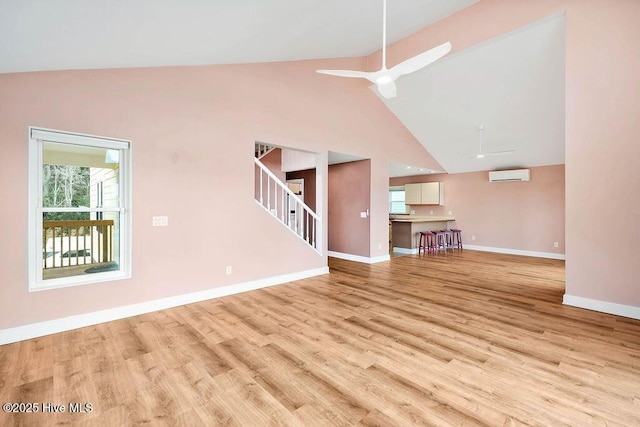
[
  {"xmin": 391, "ymin": 245, "xmax": 564, "ymax": 260},
  {"xmin": 369, "ymin": 254, "xmax": 391, "ymax": 263},
  {"xmin": 464, "ymin": 245, "xmax": 565, "ymax": 260},
  {"xmin": 328, "ymin": 251, "xmax": 390, "ymax": 264},
  {"xmin": 0, "ymin": 267, "xmax": 329, "ymax": 346},
  {"xmin": 392, "ymin": 247, "xmax": 418, "ymax": 255},
  {"xmin": 563, "ymin": 294, "xmax": 640, "ymax": 320}
]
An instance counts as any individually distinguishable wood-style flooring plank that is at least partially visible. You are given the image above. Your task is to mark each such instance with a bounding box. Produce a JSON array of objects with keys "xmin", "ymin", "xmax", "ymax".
[{"xmin": 2, "ymin": 250, "xmax": 640, "ymax": 426}]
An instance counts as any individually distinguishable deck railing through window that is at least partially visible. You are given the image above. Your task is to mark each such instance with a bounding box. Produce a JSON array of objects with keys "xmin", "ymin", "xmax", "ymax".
[{"xmin": 43, "ymin": 219, "xmax": 114, "ymax": 269}]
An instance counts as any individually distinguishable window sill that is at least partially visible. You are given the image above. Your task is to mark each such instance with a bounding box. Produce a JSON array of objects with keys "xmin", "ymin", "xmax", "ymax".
[{"xmin": 29, "ymin": 270, "xmax": 131, "ymax": 292}]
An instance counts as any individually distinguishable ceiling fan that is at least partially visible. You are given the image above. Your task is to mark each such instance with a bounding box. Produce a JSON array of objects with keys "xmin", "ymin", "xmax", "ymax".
[
  {"xmin": 316, "ymin": 0, "xmax": 452, "ymax": 99},
  {"xmin": 469, "ymin": 124, "xmax": 515, "ymax": 159}
]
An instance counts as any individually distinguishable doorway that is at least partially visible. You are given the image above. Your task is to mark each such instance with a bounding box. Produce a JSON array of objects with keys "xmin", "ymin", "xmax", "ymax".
[{"xmin": 286, "ymin": 179, "xmax": 304, "ymax": 232}]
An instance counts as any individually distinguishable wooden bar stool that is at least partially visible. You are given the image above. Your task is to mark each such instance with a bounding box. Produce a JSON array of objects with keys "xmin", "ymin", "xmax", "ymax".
[
  {"xmin": 450, "ymin": 229, "xmax": 463, "ymax": 250},
  {"xmin": 418, "ymin": 231, "xmax": 436, "ymax": 255}
]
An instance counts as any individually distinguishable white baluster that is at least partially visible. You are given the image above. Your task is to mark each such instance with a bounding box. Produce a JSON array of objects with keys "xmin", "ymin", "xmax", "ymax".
[
  {"xmin": 298, "ymin": 202, "xmax": 303, "ymax": 237},
  {"xmin": 306, "ymin": 212, "xmax": 310, "ymax": 243},
  {"xmin": 259, "ymin": 169, "xmax": 263, "ymax": 204},
  {"xmin": 267, "ymin": 175, "xmax": 271, "ymax": 209}
]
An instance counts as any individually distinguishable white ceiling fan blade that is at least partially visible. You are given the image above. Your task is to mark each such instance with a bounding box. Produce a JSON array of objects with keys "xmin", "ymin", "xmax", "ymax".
[
  {"xmin": 316, "ymin": 69, "xmax": 377, "ymax": 83},
  {"xmin": 316, "ymin": 1, "xmax": 447, "ymax": 99},
  {"xmin": 469, "ymin": 149, "xmax": 515, "ymax": 159},
  {"xmin": 388, "ymin": 41, "xmax": 452, "ymax": 78},
  {"xmin": 485, "ymin": 149, "xmax": 515, "ymax": 156},
  {"xmin": 377, "ymin": 80, "xmax": 397, "ymax": 99}
]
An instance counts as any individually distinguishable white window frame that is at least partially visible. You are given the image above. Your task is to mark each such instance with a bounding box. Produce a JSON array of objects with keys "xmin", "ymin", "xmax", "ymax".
[
  {"xmin": 389, "ymin": 186, "xmax": 408, "ymax": 214},
  {"xmin": 28, "ymin": 127, "xmax": 132, "ymax": 291}
]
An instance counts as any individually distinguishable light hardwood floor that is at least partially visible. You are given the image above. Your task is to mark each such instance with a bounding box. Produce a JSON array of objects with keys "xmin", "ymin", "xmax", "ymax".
[{"xmin": 1, "ymin": 250, "xmax": 640, "ymax": 426}]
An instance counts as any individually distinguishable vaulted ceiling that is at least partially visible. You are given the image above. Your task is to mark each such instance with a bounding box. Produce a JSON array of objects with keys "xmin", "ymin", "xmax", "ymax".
[
  {"xmin": 0, "ymin": 0, "xmax": 476, "ymax": 73},
  {"xmin": 1, "ymin": 0, "xmax": 564, "ymax": 176},
  {"xmin": 383, "ymin": 14, "xmax": 565, "ymax": 175}
]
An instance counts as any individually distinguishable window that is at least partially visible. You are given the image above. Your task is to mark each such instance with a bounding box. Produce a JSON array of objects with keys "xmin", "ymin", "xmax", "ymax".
[
  {"xmin": 95, "ymin": 181, "xmax": 104, "ymax": 220},
  {"xmin": 389, "ymin": 187, "xmax": 407, "ymax": 214},
  {"xmin": 28, "ymin": 128, "xmax": 131, "ymax": 291}
]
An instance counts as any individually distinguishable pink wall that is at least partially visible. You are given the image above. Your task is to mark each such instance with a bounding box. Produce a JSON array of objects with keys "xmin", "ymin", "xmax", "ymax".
[
  {"xmin": 379, "ymin": 0, "xmax": 640, "ymax": 308},
  {"xmin": 0, "ymin": 58, "xmax": 441, "ymax": 331},
  {"xmin": 391, "ymin": 165, "xmax": 565, "ymax": 255},
  {"xmin": 563, "ymin": 2, "xmax": 640, "ymax": 306},
  {"xmin": 370, "ymin": 157, "xmax": 393, "ymax": 257},
  {"xmin": 3, "ymin": 0, "xmax": 637, "ymax": 332},
  {"xmin": 328, "ymin": 160, "xmax": 371, "ymax": 257}
]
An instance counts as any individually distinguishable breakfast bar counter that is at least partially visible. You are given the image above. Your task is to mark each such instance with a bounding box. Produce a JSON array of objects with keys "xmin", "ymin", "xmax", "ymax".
[{"xmin": 390, "ymin": 216, "xmax": 455, "ymax": 252}]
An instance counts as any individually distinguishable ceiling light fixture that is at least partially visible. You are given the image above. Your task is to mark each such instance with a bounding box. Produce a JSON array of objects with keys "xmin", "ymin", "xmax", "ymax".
[{"xmin": 376, "ymin": 75, "xmax": 393, "ymax": 85}]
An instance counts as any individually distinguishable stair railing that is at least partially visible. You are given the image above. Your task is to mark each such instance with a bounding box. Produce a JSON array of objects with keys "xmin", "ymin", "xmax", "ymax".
[
  {"xmin": 254, "ymin": 157, "xmax": 320, "ymax": 253},
  {"xmin": 255, "ymin": 143, "xmax": 275, "ymax": 159}
]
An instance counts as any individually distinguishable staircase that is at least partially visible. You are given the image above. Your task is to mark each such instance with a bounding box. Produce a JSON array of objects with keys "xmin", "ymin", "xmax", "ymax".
[
  {"xmin": 254, "ymin": 154, "xmax": 320, "ymax": 253},
  {"xmin": 255, "ymin": 143, "xmax": 275, "ymax": 159}
]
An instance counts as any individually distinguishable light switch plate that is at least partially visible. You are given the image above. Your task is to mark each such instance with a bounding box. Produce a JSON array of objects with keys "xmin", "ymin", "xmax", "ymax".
[
  {"xmin": 360, "ymin": 212, "xmax": 367, "ymax": 218},
  {"xmin": 152, "ymin": 216, "xmax": 168, "ymax": 226}
]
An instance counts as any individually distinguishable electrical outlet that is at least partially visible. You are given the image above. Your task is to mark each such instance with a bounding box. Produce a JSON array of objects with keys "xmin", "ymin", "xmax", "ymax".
[
  {"xmin": 378, "ymin": 243, "xmax": 382, "ymax": 250},
  {"xmin": 471, "ymin": 235, "xmax": 476, "ymax": 241},
  {"xmin": 429, "ymin": 210, "xmax": 434, "ymax": 215},
  {"xmin": 360, "ymin": 211, "xmax": 367, "ymax": 218},
  {"xmin": 553, "ymin": 242, "xmax": 559, "ymax": 248},
  {"xmin": 448, "ymin": 210, "xmax": 452, "ymax": 216},
  {"xmin": 226, "ymin": 265, "xmax": 232, "ymax": 275},
  {"xmin": 410, "ymin": 210, "xmax": 416, "ymax": 215}
]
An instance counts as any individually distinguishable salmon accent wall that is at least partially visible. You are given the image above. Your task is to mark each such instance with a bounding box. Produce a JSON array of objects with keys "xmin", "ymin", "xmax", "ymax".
[
  {"xmin": 328, "ymin": 160, "xmax": 371, "ymax": 257},
  {"xmin": 391, "ymin": 165, "xmax": 565, "ymax": 255},
  {"xmin": 379, "ymin": 0, "xmax": 640, "ymax": 312},
  {"xmin": 286, "ymin": 169, "xmax": 316, "ymax": 213},
  {"xmin": 0, "ymin": 57, "xmax": 440, "ymax": 331},
  {"xmin": 259, "ymin": 148, "xmax": 286, "ymax": 182}
]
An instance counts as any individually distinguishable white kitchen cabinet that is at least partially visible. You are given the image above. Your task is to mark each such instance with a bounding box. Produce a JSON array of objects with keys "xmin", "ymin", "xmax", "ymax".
[
  {"xmin": 404, "ymin": 183, "xmax": 422, "ymax": 205},
  {"xmin": 404, "ymin": 182, "xmax": 443, "ymax": 205}
]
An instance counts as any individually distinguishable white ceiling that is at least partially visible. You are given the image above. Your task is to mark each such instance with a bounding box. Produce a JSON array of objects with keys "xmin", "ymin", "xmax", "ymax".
[
  {"xmin": 1, "ymin": 1, "xmax": 565, "ymax": 177},
  {"xmin": 388, "ymin": 161, "xmax": 443, "ymax": 178},
  {"xmin": 0, "ymin": 0, "xmax": 477, "ymax": 74},
  {"xmin": 328, "ymin": 151, "xmax": 366, "ymax": 166},
  {"xmin": 380, "ymin": 13, "xmax": 566, "ymax": 174}
]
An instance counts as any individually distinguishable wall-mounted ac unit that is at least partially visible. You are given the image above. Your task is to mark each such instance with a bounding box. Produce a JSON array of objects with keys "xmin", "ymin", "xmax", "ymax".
[{"xmin": 488, "ymin": 169, "xmax": 530, "ymax": 182}]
